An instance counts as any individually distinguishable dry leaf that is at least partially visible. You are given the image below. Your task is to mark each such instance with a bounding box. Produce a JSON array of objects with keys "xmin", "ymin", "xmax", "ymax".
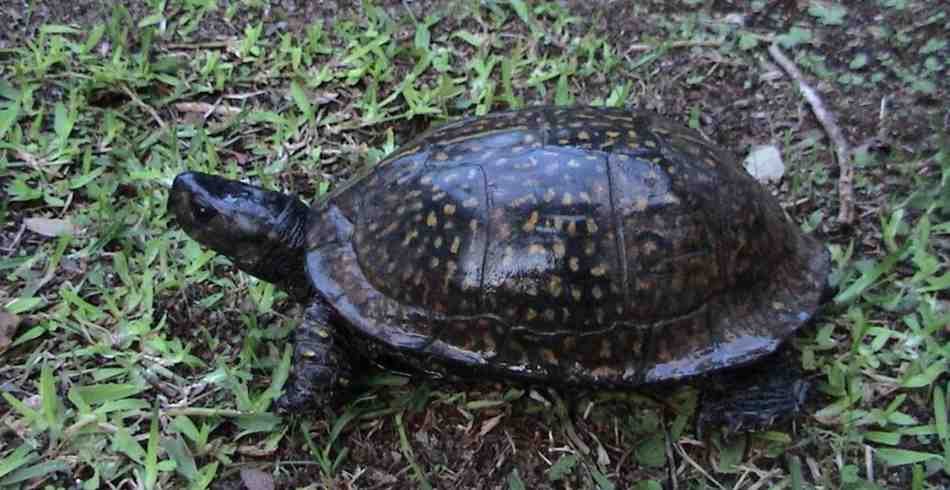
[
  {"xmin": 24, "ymin": 217, "xmax": 77, "ymax": 237},
  {"xmin": 240, "ymin": 468, "xmax": 274, "ymax": 490},
  {"xmin": 479, "ymin": 413, "xmax": 505, "ymax": 437},
  {"xmin": 0, "ymin": 310, "xmax": 21, "ymax": 353}
]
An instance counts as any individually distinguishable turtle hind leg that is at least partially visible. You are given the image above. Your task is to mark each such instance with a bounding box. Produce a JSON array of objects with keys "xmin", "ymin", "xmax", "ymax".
[
  {"xmin": 275, "ymin": 301, "xmax": 351, "ymax": 413},
  {"xmin": 697, "ymin": 352, "xmax": 810, "ymax": 434}
]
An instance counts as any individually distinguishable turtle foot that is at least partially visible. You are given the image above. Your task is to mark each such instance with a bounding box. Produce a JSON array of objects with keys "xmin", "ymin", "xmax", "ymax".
[{"xmin": 274, "ymin": 301, "xmax": 351, "ymax": 415}]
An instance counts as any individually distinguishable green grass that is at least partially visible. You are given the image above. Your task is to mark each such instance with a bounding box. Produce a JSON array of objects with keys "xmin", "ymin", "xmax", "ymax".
[{"xmin": 0, "ymin": 1, "xmax": 948, "ymax": 488}]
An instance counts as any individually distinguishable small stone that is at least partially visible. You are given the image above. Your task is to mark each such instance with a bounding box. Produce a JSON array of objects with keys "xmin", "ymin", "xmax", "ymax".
[{"xmin": 744, "ymin": 145, "xmax": 785, "ymax": 183}]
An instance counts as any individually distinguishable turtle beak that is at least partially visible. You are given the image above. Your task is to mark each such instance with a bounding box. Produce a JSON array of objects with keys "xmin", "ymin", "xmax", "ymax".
[
  {"xmin": 169, "ymin": 171, "xmax": 261, "ymax": 238},
  {"xmin": 167, "ymin": 171, "xmax": 313, "ymax": 296}
]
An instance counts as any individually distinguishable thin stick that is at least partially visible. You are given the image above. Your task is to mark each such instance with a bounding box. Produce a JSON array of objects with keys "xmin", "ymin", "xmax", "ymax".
[
  {"xmin": 674, "ymin": 442, "xmax": 725, "ymax": 490},
  {"xmin": 768, "ymin": 44, "xmax": 854, "ymax": 224},
  {"xmin": 121, "ymin": 85, "xmax": 166, "ymax": 129},
  {"xmin": 626, "ymin": 40, "xmax": 723, "ymax": 54},
  {"xmin": 174, "ymin": 101, "xmax": 241, "ymax": 117},
  {"xmin": 665, "ymin": 429, "xmax": 679, "ymax": 490}
]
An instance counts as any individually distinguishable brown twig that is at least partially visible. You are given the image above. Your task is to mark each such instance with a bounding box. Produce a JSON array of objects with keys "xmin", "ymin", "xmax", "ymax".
[
  {"xmin": 768, "ymin": 44, "xmax": 855, "ymax": 224},
  {"xmin": 674, "ymin": 442, "xmax": 725, "ymax": 490},
  {"xmin": 626, "ymin": 39, "xmax": 723, "ymax": 54},
  {"xmin": 174, "ymin": 101, "xmax": 242, "ymax": 117},
  {"xmin": 121, "ymin": 85, "xmax": 166, "ymax": 129}
]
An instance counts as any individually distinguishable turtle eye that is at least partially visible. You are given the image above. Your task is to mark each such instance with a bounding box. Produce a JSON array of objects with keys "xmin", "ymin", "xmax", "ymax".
[{"xmin": 193, "ymin": 204, "xmax": 216, "ymax": 223}]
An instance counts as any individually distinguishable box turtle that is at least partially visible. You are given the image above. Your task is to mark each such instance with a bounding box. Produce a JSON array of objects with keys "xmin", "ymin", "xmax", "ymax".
[{"xmin": 170, "ymin": 106, "xmax": 830, "ymax": 428}]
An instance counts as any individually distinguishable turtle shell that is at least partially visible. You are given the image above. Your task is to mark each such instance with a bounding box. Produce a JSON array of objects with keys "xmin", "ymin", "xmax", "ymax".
[{"xmin": 303, "ymin": 106, "xmax": 830, "ymax": 386}]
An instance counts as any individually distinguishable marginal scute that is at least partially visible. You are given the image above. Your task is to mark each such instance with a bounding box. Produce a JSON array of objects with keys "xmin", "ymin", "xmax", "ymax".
[{"xmin": 306, "ymin": 106, "xmax": 831, "ymax": 387}]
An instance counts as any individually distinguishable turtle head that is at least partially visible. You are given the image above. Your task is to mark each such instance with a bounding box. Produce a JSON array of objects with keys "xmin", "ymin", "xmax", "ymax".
[{"xmin": 170, "ymin": 171, "xmax": 312, "ymax": 298}]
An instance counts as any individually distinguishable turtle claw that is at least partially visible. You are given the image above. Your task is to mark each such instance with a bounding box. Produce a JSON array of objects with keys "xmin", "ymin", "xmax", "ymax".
[{"xmin": 274, "ymin": 387, "xmax": 319, "ymax": 414}]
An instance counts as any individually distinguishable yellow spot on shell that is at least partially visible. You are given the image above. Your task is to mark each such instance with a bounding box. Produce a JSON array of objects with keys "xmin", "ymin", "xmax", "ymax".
[
  {"xmin": 434, "ymin": 236, "xmax": 444, "ymax": 248},
  {"xmin": 591, "ymin": 366, "xmax": 616, "ymax": 378},
  {"xmin": 571, "ymin": 286, "xmax": 583, "ymax": 301},
  {"xmin": 381, "ymin": 222, "xmax": 399, "ymax": 236},
  {"xmin": 426, "ymin": 211, "xmax": 438, "ymax": 227},
  {"xmin": 525, "ymin": 308, "xmax": 538, "ymax": 321},
  {"xmin": 402, "ymin": 229, "xmax": 419, "ymax": 246},
  {"xmin": 635, "ymin": 197, "xmax": 648, "ymax": 211},
  {"xmin": 548, "ymin": 276, "xmax": 563, "ymax": 297},
  {"xmin": 606, "ymin": 130, "xmax": 620, "ymax": 138},
  {"xmin": 599, "ymin": 339, "xmax": 612, "ymax": 358},
  {"xmin": 469, "ymin": 219, "xmax": 479, "ymax": 232},
  {"xmin": 591, "ymin": 263, "xmax": 608, "ymax": 276},
  {"xmin": 585, "ymin": 241, "xmax": 596, "ymax": 256},
  {"xmin": 444, "ymin": 203, "xmax": 456, "ymax": 215},
  {"xmin": 522, "ymin": 210, "xmax": 540, "ymax": 232},
  {"xmin": 578, "ymin": 130, "xmax": 590, "ymax": 140},
  {"xmin": 569, "ymin": 257, "xmax": 580, "ymax": 272},
  {"xmin": 502, "ymin": 246, "xmax": 515, "ymax": 267},
  {"xmin": 450, "ymin": 236, "xmax": 461, "ymax": 254},
  {"xmin": 586, "ymin": 218, "xmax": 599, "ymax": 234}
]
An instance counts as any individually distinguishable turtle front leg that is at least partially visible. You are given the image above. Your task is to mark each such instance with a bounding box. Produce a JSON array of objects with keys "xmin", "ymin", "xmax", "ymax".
[{"xmin": 275, "ymin": 301, "xmax": 351, "ymax": 413}]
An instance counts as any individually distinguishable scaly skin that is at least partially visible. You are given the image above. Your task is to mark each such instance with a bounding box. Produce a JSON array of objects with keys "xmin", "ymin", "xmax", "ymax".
[{"xmin": 276, "ymin": 301, "xmax": 351, "ymax": 412}]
